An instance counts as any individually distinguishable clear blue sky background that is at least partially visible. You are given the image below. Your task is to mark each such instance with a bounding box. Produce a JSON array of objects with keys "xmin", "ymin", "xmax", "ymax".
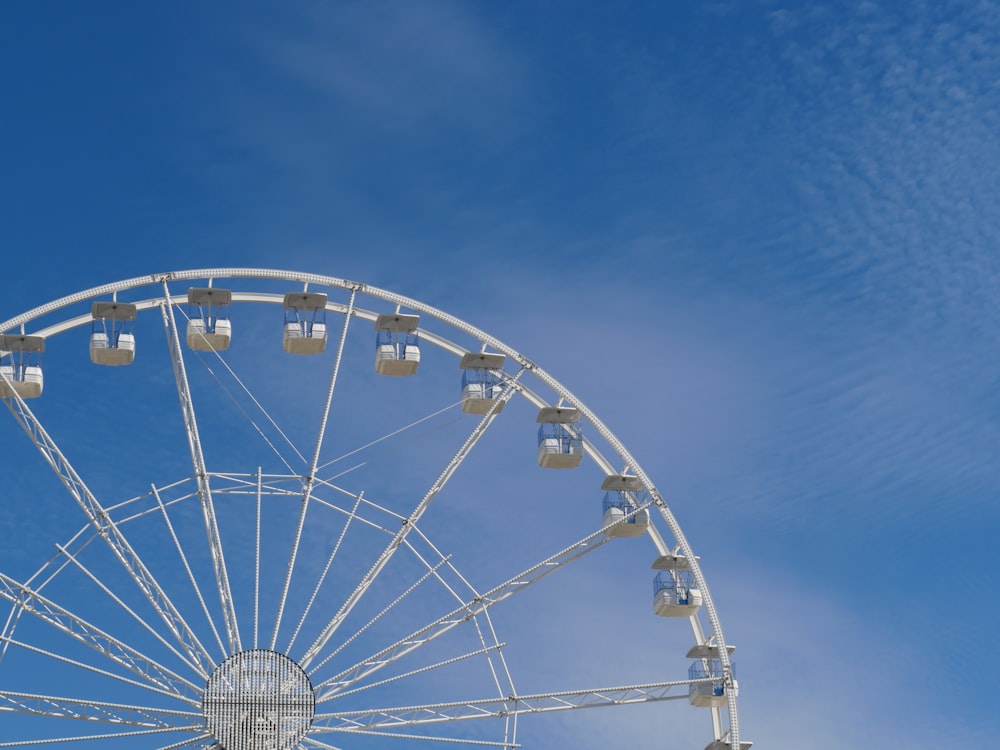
[{"xmin": 3, "ymin": 1, "xmax": 1000, "ymax": 747}]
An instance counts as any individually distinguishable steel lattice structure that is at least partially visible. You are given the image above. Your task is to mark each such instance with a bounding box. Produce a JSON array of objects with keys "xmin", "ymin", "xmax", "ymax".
[{"xmin": 0, "ymin": 269, "xmax": 745, "ymax": 749}]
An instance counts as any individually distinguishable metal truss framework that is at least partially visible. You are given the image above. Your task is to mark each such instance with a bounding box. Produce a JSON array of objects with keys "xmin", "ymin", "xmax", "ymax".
[
  {"xmin": 0, "ymin": 269, "xmax": 743, "ymax": 749},
  {"xmin": 160, "ymin": 294, "xmax": 241, "ymax": 656},
  {"xmin": 315, "ymin": 679, "xmax": 704, "ymax": 731}
]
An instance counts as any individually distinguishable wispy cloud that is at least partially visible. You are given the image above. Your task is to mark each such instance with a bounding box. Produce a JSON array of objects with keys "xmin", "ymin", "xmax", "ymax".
[{"xmin": 259, "ymin": 1, "xmax": 524, "ymax": 132}]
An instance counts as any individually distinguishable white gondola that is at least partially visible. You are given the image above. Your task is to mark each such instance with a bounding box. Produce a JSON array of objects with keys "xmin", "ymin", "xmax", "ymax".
[
  {"xmin": 283, "ymin": 292, "xmax": 328, "ymax": 355},
  {"xmin": 186, "ymin": 287, "xmax": 233, "ymax": 351},
  {"xmin": 460, "ymin": 352, "xmax": 506, "ymax": 414},
  {"xmin": 0, "ymin": 335, "xmax": 45, "ymax": 399},
  {"xmin": 653, "ymin": 569, "xmax": 703, "ymax": 617},
  {"xmin": 188, "ymin": 318, "xmax": 235, "ymax": 350},
  {"xmin": 601, "ymin": 474, "xmax": 649, "ymax": 537},
  {"xmin": 90, "ymin": 302, "xmax": 136, "ymax": 366},
  {"xmin": 602, "ymin": 496, "xmax": 650, "ymax": 537},
  {"xmin": 536, "ymin": 406, "xmax": 583, "ymax": 468},
  {"xmin": 688, "ymin": 659, "xmax": 732, "ymax": 708},
  {"xmin": 374, "ymin": 313, "xmax": 420, "ymax": 376}
]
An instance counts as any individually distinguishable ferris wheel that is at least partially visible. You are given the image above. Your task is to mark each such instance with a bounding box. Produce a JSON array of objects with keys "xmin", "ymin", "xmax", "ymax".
[{"xmin": 0, "ymin": 269, "xmax": 747, "ymax": 750}]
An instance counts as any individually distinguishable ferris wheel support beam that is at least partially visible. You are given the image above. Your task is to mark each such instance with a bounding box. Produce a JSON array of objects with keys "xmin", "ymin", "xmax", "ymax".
[
  {"xmin": 53, "ymin": 541, "xmax": 212, "ymax": 679},
  {"xmin": 0, "ymin": 386, "xmax": 213, "ymax": 677},
  {"xmin": 299, "ymin": 371, "xmax": 525, "ymax": 671},
  {"xmin": 312, "ymin": 554, "xmax": 459, "ymax": 679},
  {"xmin": 314, "ymin": 678, "xmax": 698, "ymax": 732},
  {"xmin": 393, "ymin": 535, "xmax": 515, "ymax": 704},
  {"xmin": 286, "ymin": 491, "xmax": 366, "ymax": 655},
  {"xmin": 0, "ymin": 572, "xmax": 202, "ymax": 703},
  {"xmin": 0, "ymin": 724, "xmax": 204, "ymax": 747},
  {"xmin": 0, "ymin": 691, "xmax": 199, "ymax": 728},
  {"xmin": 271, "ymin": 290, "xmax": 357, "ymax": 651},
  {"xmin": 160, "ymin": 293, "xmax": 241, "ymax": 657},
  {"xmin": 300, "ymin": 739, "xmax": 347, "ymax": 750},
  {"xmin": 155, "ymin": 735, "xmax": 215, "ymax": 750},
  {"xmin": 332, "ymin": 642, "xmax": 506, "ymax": 702},
  {"xmin": 0, "ymin": 634, "xmax": 199, "ymax": 706},
  {"xmin": 254, "ymin": 468, "xmax": 263, "ymax": 650},
  {"xmin": 151, "ymin": 485, "xmax": 228, "ymax": 661},
  {"xmin": 313, "ymin": 521, "xmax": 613, "ymax": 701},
  {"xmin": 501, "ymin": 369, "xmax": 739, "ymax": 713},
  {"xmin": 310, "ymin": 729, "xmax": 516, "ymax": 747}
]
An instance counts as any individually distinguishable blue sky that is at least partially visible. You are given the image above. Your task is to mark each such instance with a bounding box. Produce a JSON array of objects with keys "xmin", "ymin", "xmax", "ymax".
[{"xmin": 2, "ymin": 1, "xmax": 1000, "ymax": 748}]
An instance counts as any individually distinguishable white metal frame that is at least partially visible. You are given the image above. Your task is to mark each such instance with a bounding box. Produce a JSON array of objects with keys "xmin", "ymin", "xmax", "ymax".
[{"xmin": 0, "ymin": 269, "xmax": 743, "ymax": 749}]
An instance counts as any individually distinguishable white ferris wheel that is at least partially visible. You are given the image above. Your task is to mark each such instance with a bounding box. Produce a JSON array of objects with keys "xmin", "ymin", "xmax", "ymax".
[{"xmin": 0, "ymin": 269, "xmax": 747, "ymax": 750}]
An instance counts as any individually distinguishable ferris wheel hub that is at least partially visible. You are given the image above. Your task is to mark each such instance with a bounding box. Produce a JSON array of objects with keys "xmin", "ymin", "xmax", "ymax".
[{"xmin": 202, "ymin": 648, "xmax": 315, "ymax": 750}]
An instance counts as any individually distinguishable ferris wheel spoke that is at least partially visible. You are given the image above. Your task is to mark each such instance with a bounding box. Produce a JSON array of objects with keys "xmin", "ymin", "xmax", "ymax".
[
  {"xmin": 299, "ymin": 371, "xmax": 525, "ymax": 671},
  {"xmin": 0, "ymin": 636, "xmax": 200, "ymax": 706},
  {"xmin": 308, "ymin": 291, "xmax": 355, "ymax": 474},
  {"xmin": 314, "ymin": 680, "xmax": 693, "ymax": 733},
  {"xmin": 160, "ymin": 294, "xmax": 241, "ymax": 656},
  {"xmin": 0, "ymin": 572, "xmax": 202, "ymax": 703},
  {"xmin": 0, "ymin": 691, "xmax": 199, "ymax": 728},
  {"xmin": 406, "ymin": 533, "xmax": 515, "ymax": 700},
  {"xmin": 52, "ymin": 540, "xmax": 211, "ymax": 678},
  {"xmin": 0, "ymin": 724, "xmax": 203, "ymax": 747},
  {"xmin": 306, "ymin": 554, "xmax": 452, "ymax": 676},
  {"xmin": 332, "ymin": 643, "xmax": 507, "ymax": 701},
  {"xmin": 181, "ymin": 338, "xmax": 304, "ymax": 474},
  {"xmin": 151, "ymin": 486, "xmax": 228, "ymax": 662},
  {"xmin": 315, "ymin": 402, "xmax": 462, "ymax": 477},
  {"xmin": 313, "ymin": 522, "xmax": 612, "ymax": 702},
  {"xmin": 404, "ymin": 526, "xmax": 478, "ymax": 604},
  {"xmin": 155, "ymin": 735, "xmax": 214, "ymax": 750},
  {"xmin": 0, "ymin": 389, "xmax": 213, "ymax": 677},
  {"xmin": 285, "ymin": 491, "xmax": 365, "ymax": 655},
  {"xmin": 270, "ymin": 293, "xmax": 356, "ymax": 651},
  {"xmin": 253, "ymin": 469, "xmax": 262, "ymax": 650},
  {"xmin": 465, "ymin": 612, "xmax": 508, "ymax": 696},
  {"xmin": 299, "ymin": 738, "xmax": 346, "ymax": 750},
  {"xmin": 311, "ymin": 728, "xmax": 518, "ymax": 747},
  {"xmin": 394, "ymin": 537, "xmax": 512, "ymax": 699}
]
